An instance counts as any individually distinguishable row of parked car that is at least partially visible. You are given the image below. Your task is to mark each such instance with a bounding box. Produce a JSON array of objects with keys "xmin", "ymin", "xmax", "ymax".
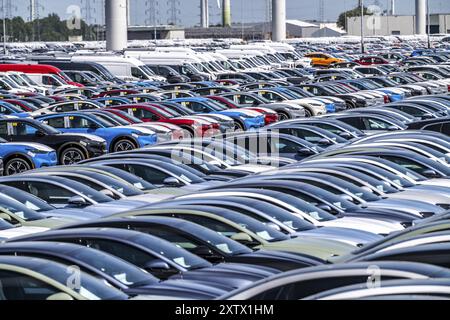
[{"xmin": 0, "ymin": 38, "xmax": 449, "ymax": 300}]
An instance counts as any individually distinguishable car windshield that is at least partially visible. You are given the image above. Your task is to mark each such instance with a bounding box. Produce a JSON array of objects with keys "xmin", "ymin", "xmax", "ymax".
[
  {"xmin": 274, "ymin": 193, "xmax": 337, "ymax": 221},
  {"xmin": 90, "ymin": 165, "xmax": 156, "ymax": 191},
  {"xmin": 131, "ymin": 234, "xmax": 212, "ymax": 270},
  {"xmin": 203, "ymin": 100, "xmax": 228, "ymax": 111},
  {"xmin": 90, "ymin": 115, "xmax": 116, "ymax": 128},
  {"xmin": 62, "ymin": 180, "xmax": 113, "ymax": 203},
  {"xmin": 0, "ymin": 194, "xmax": 48, "ymax": 221},
  {"xmin": 172, "ymin": 221, "xmax": 252, "ymax": 255},
  {"xmin": 221, "ymin": 211, "xmax": 289, "ymax": 242},
  {"xmin": 36, "ymin": 260, "xmax": 128, "ymax": 300},
  {"xmin": 0, "ymin": 186, "xmax": 55, "ymax": 212},
  {"xmin": 71, "ymin": 247, "xmax": 158, "ymax": 287}
]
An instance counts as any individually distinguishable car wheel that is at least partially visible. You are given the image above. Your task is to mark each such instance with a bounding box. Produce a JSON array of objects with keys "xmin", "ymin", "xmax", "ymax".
[
  {"xmin": 5, "ymin": 158, "xmax": 31, "ymax": 175},
  {"xmin": 113, "ymin": 139, "xmax": 137, "ymax": 152},
  {"xmin": 278, "ymin": 112, "xmax": 289, "ymax": 121},
  {"xmin": 234, "ymin": 121, "xmax": 245, "ymax": 132},
  {"xmin": 304, "ymin": 109, "xmax": 313, "ymax": 117},
  {"xmin": 60, "ymin": 147, "xmax": 86, "ymax": 165}
]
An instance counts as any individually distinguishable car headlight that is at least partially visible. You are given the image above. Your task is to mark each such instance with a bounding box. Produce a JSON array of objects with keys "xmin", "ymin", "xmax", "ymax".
[{"xmin": 27, "ymin": 149, "xmax": 50, "ymax": 155}]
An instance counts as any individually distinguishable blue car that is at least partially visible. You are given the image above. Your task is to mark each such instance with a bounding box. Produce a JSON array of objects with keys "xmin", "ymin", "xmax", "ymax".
[
  {"xmin": 0, "ymin": 138, "xmax": 57, "ymax": 175},
  {"xmin": 35, "ymin": 112, "xmax": 158, "ymax": 152},
  {"xmin": 0, "ymin": 101, "xmax": 30, "ymax": 118},
  {"xmin": 169, "ymin": 97, "xmax": 265, "ymax": 131}
]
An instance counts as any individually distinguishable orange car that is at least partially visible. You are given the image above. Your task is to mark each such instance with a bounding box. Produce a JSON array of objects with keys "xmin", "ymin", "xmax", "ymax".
[{"xmin": 304, "ymin": 53, "xmax": 344, "ymax": 67}]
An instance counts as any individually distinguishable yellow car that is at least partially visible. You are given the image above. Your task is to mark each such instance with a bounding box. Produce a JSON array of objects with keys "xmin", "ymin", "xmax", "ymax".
[{"xmin": 304, "ymin": 52, "xmax": 344, "ymax": 67}]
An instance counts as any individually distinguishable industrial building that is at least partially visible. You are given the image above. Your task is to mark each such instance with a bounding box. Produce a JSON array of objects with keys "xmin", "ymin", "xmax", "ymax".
[{"xmin": 346, "ymin": 13, "xmax": 450, "ymax": 36}]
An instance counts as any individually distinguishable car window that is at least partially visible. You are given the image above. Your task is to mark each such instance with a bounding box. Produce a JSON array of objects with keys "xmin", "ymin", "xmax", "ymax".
[
  {"xmin": 0, "ymin": 270, "xmax": 60, "ymax": 300},
  {"xmin": 106, "ymin": 163, "xmax": 172, "ymax": 186},
  {"xmin": 10, "ymin": 122, "xmax": 39, "ymax": 136},
  {"xmin": 43, "ymin": 117, "xmax": 65, "ymax": 129},
  {"xmin": 271, "ymin": 138, "xmax": 300, "ymax": 153},
  {"xmin": 3, "ymin": 181, "xmax": 77, "ymax": 206},
  {"xmin": 363, "ymin": 118, "xmax": 392, "ymax": 130},
  {"xmin": 423, "ymin": 123, "xmax": 443, "ymax": 133},
  {"xmin": 0, "ymin": 122, "xmax": 7, "ymax": 136},
  {"xmin": 68, "ymin": 116, "xmax": 97, "ymax": 129}
]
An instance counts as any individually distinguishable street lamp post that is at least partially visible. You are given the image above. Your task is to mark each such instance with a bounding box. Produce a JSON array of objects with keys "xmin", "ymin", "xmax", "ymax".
[
  {"xmin": 426, "ymin": 0, "xmax": 431, "ymax": 49},
  {"xmin": 360, "ymin": 0, "xmax": 365, "ymax": 54},
  {"xmin": 2, "ymin": 0, "xmax": 6, "ymax": 54}
]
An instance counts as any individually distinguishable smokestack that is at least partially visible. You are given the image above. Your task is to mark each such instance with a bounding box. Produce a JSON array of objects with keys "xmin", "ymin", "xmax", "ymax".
[
  {"xmin": 415, "ymin": 0, "xmax": 426, "ymax": 34},
  {"xmin": 272, "ymin": 0, "xmax": 286, "ymax": 41},
  {"xmin": 201, "ymin": 0, "xmax": 209, "ymax": 28},
  {"xmin": 106, "ymin": 0, "xmax": 128, "ymax": 51},
  {"xmin": 222, "ymin": 0, "xmax": 231, "ymax": 27}
]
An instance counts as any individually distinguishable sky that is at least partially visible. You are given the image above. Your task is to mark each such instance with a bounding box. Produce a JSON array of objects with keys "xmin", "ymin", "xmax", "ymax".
[{"xmin": 7, "ymin": 0, "xmax": 450, "ymax": 27}]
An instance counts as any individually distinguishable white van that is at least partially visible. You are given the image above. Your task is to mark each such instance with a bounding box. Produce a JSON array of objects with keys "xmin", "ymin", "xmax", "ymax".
[{"xmin": 71, "ymin": 55, "xmax": 166, "ymax": 82}]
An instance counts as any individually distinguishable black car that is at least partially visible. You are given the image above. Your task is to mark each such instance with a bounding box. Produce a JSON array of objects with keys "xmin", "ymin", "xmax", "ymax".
[
  {"xmin": 0, "ymin": 118, "xmax": 107, "ymax": 164},
  {"xmin": 407, "ymin": 117, "xmax": 450, "ymax": 135},
  {"xmin": 60, "ymin": 216, "xmax": 323, "ymax": 272}
]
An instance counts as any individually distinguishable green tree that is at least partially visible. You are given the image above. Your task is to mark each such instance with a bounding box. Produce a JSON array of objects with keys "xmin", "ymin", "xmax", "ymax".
[{"xmin": 337, "ymin": 5, "xmax": 374, "ymax": 30}]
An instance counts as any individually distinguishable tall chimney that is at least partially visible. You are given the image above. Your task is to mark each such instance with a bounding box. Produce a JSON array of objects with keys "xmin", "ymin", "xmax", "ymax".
[
  {"xmin": 106, "ymin": 0, "xmax": 128, "ymax": 51},
  {"xmin": 415, "ymin": 0, "xmax": 426, "ymax": 34},
  {"xmin": 201, "ymin": 0, "xmax": 209, "ymax": 28},
  {"xmin": 272, "ymin": 0, "xmax": 286, "ymax": 41},
  {"xmin": 222, "ymin": 0, "xmax": 231, "ymax": 27}
]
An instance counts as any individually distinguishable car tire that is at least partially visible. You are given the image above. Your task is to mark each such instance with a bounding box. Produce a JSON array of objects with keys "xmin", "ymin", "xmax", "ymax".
[
  {"xmin": 60, "ymin": 147, "xmax": 86, "ymax": 165},
  {"xmin": 278, "ymin": 112, "xmax": 290, "ymax": 121},
  {"xmin": 113, "ymin": 139, "xmax": 137, "ymax": 152},
  {"xmin": 304, "ymin": 109, "xmax": 313, "ymax": 117},
  {"xmin": 234, "ymin": 121, "xmax": 245, "ymax": 132},
  {"xmin": 5, "ymin": 157, "xmax": 32, "ymax": 176}
]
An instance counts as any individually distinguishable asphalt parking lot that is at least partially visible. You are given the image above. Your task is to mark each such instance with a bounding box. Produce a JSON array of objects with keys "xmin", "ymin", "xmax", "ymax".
[{"xmin": 0, "ymin": 36, "xmax": 449, "ymax": 301}]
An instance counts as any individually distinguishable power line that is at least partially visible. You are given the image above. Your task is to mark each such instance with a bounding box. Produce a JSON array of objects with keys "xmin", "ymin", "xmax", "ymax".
[{"xmin": 167, "ymin": 0, "xmax": 180, "ymax": 25}]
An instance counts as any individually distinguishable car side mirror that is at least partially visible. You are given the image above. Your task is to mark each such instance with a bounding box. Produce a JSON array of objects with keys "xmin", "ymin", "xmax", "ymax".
[
  {"xmin": 266, "ymin": 222, "xmax": 281, "ymax": 231},
  {"xmin": 46, "ymin": 293, "xmax": 74, "ymax": 301},
  {"xmin": 317, "ymin": 204, "xmax": 332, "ymax": 212},
  {"xmin": 340, "ymin": 194, "xmax": 355, "ymax": 203},
  {"xmin": 231, "ymin": 232, "xmax": 255, "ymax": 245},
  {"xmin": 68, "ymin": 196, "xmax": 87, "ymax": 207},
  {"xmin": 338, "ymin": 131, "xmax": 352, "ymax": 139},
  {"xmin": 100, "ymin": 189, "xmax": 116, "ymax": 198},
  {"xmin": 387, "ymin": 125, "xmax": 400, "ymax": 131},
  {"xmin": 422, "ymin": 169, "xmax": 440, "ymax": 178},
  {"xmin": 421, "ymin": 113, "xmax": 434, "ymax": 120},
  {"xmin": 318, "ymin": 138, "xmax": 333, "ymax": 146},
  {"xmin": 163, "ymin": 177, "xmax": 183, "ymax": 187},
  {"xmin": 192, "ymin": 245, "xmax": 214, "ymax": 257},
  {"xmin": 297, "ymin": 147, "xmax": 315, "ymax": 156},
  {"xmin": 35, "ymin": 130, "xmax": 46, "ymax": 137},
  {"xmin": 144, "ymin": 260, "xmax": 171, "ymax": 272}
]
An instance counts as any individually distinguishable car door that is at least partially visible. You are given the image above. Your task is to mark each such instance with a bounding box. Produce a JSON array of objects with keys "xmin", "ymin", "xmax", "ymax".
[
  {"xmin": 6, "ymin": 121, "xmax": 42, "ymax": 144},
  {"xmin": 67, "ymin": 115, "xmax": 100, "ymax": 135}
]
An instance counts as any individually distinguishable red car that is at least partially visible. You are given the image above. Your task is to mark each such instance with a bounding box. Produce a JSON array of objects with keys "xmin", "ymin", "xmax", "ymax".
[
  {"xmin": 109, "ymin": 104, "xmax": 217, "ymax": 138},
  {"xmin": 104, "ymin": 108, "xmax": 185, "ymax": 140},
  {"xmin": 0, "ymin": 64, "xmax": 83, "ymax": 87},
  {"xmin": 207, "ymin": 95, "xmax": 279, "ymax": 125},
  {"xmin": 354, "ymin": 56, "xmax": 391, "ymax": 66}
]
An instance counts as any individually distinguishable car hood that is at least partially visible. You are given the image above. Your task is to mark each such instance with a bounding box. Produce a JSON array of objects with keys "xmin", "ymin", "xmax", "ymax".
[
  {"xmin": 365, "ymin": 198, "xmax": 445, "ymax": 216},
  {"xmin": 0, "ymin": 226, "xmax": 48, "ymax": 240},
  {"xmin": 322, "ymin": 216, "xmax": 404, "ymax": 235},
  {"xmin": 259, "ymin": 237, "xmax": 355, "ymax": 260},
  {"xmin": 300, "ymin": 227, "xmax": 382, "ymax": 247}
]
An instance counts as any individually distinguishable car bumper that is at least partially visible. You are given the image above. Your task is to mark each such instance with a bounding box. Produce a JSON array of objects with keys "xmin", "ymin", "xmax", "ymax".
[
  {"xmin": 86, "ymin": 142, "xmax": 108, "ymax": 158},
  {"xmin": 137, "ymin": 135, "xmax": 158, "ymax": 148},
  {"xmin": 33, "ymin": 152, "xmax": 58, "ymax": 168}
]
